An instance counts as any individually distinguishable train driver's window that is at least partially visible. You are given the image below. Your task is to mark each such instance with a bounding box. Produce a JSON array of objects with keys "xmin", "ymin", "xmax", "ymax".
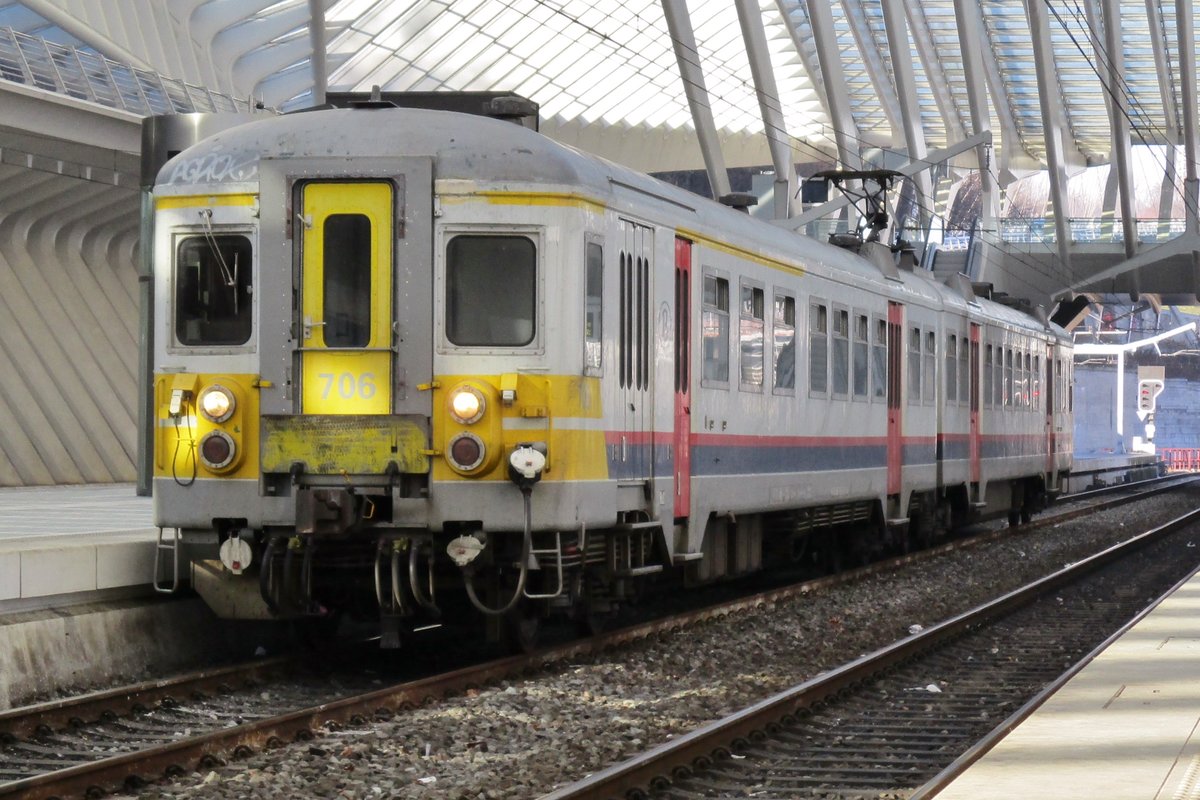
[
  {"xmin": 584, "ymin": 240, "xmax": 603, "ymax": 374},
  {"xmin": 174, "ymin": 233, "xmax": 253, "ymax": 346},
  {"xmin": 702, "ymin": 274, "xmax": 729, "ymax": 384},
  {"xmin": 808, "ymin": 302, "xmax": 828, "ymax": 394},
  {"xmin": 772, "ymin": 293, "xmax": 796, "ymax": 393},
  {"xmin": 446, "ymin": 234, "xmax": 536, "ymax": 347}
]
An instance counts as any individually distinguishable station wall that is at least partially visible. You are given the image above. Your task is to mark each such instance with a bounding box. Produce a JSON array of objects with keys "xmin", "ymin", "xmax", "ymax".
[{"xmin": 0, "ymin": 167, "xmax": 139, "ymax": 485}]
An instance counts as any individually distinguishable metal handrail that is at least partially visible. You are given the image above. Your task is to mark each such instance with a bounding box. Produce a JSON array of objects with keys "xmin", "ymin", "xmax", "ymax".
[{"xmin": 0, "ymin": 26, "xmax": 251, "ymax": 115}]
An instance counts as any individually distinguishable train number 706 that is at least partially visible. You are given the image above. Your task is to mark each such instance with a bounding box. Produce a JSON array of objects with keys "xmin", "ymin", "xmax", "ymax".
[{"xmin": 318, "ymin": 371, "xmax": 377, "ymax": 400}]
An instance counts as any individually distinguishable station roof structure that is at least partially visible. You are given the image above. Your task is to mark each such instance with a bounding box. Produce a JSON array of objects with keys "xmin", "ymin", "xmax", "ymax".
[
  {"xmin": 0, "ymin": 0, "xmax": 1191, "ymax": 176},
  {"xmin": 2, "ymin": 0, "xmax": 1200, "ymax": 303}
]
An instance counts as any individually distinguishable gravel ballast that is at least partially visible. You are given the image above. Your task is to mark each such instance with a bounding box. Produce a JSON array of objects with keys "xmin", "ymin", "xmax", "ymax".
[{"xmin": 128, "ymin": 486, "xmax": 1200, "ymax": 799}]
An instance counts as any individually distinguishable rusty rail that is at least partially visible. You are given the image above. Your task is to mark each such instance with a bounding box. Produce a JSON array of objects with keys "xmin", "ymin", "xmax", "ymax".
[
  {"xmin": 538, "ymin": 508, "xmax": 1200, "ymax": 800},
  {"xmin": 3, "ymin": 476, "xmax": 1195, "ymax": 800}
]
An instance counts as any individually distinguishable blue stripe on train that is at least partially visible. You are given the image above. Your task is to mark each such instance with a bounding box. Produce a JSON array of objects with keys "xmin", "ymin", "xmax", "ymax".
[{"xmin": 604, "ymin": 437, "xmax": 1045, "ymax": 479}]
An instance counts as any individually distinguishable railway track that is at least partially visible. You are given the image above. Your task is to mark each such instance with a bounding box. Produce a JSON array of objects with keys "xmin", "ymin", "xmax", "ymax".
[
  {"xmin": 1, "ymin": 474, "xmax": 1193, "ymax": 800},
  {"xmin": 541, "ymin": 502, "xmax": 1200, "ymax": 799}
]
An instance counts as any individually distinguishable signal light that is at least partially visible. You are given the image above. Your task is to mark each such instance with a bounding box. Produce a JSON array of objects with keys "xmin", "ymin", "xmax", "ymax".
[
  {"xmin": 199, "ymin": 430, "xmax": 236, "ymax": 470},
  {"xmin": 1137, "ymin": 379, "xmax": 1163, "ymax": 413}
]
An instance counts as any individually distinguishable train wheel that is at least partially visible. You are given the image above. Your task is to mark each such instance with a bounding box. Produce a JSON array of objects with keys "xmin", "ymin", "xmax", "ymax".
[
  {"xmin": 574, "ymin": 594, "xmax": 610, "ymax": 637},
  {"xmin": 1008, "ymin": 510, "xmax": 1021, "ymax": 527},
  {"xmin": 289, "ymin": 614, "xmax": 341, "ymax": 651},
  {"xmin": 505, "ymin": 602, "xmax": 541, "ymax": 654}
]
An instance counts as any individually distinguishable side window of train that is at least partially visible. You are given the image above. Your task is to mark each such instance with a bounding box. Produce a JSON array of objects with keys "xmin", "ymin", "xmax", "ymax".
[
  {"xmin": 923, "ymin": 330, "xmax": 936, "ymax": 405},
  {"xmin": 1033, "ymin": 354, "xmax": 1041, "ymax": 411},
  {"xmin": 852, "ymin": 313, "xmax": 868, "ymax": 400},
  {"xmin": 945, "ymin": 334, "xmax": 957, "ymax": 404},
  {"xmin": 175, "ymin": 233, "xmax": 253, "ymax": 346},
  {"xmin": 1069, "ymin": 361, "xmax": 1074, "ymax": 412},
  {"xmin": 959, "ymin": 333, "xmax": 969, "ymax": 406},
  {"xmin": 907, "ymin": 326, "xmax": 922, "ymax": 403},
  {"xmin": 702, "ymin": 272, "xmax": 730, "ymax": 386},
  {"xmin": 1017, "ymin": 347, "xmax": 1026, "ymax": 408},
  {"xmin": 772, "ymin": 292, "xmax": 796, "ymax": 394},
  {"xmin": 832, "ymin": 307, "xmax": 850, "ymax": 397},
  {"xmin": 992, "ymin": 343, "xmax": 1003, "ymax": 407},
  {"xmin": 584, "ymin": 239, "xmax": 603, "ymax": 376},
  {"xmin": 1060, "ymin": 362, "xmax": 1070, "ymax": 417},
  {"xmin": 984, "ymin": 344, "xmax": 993, "ymax": 408},
  {"xmin": 871, "ymin": 317, "xmax": 887, "ymax": 401},
  {"xmin": 808, "ymin": 301, "xmax": 828, "ymax": 395},
  {"xmin": 1004, "ymin": 347, "xmax": 1014, "ymax": 407},
  {"xmin": 1027, "ymin": 352, "xmax": 1036, "ymax": 410},
  {"xmin": 446, "ymin": 234, "xmax": 536, "ymax": 347},
  {"xmin": 739, "ymin": 281, "xmax": 765, "ymax": 391}
]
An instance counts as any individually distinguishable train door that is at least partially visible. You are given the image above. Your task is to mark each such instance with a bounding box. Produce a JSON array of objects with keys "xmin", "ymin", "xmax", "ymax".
[
  {"xmin": 299, "ymin": 182, "xmax": 393, "ymax": 415},
  {"xmin": 673, "ymin": 237, "xmax": 692, "ymax": 519},
  {"xmin": 887, "ymin": 301, "xmax": 903, "ymax": 496},
  {"xmin": 617, "ymin": 220, "xmax": 654, "ymax": 487},
  {"xmin": 969, "ymin": 323, "xmax": 981, "ymax": 485}
]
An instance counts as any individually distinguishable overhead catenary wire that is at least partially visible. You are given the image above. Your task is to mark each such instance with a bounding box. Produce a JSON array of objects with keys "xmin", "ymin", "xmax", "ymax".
[{"xmin": 430, "ymin": 0, "xmax": 1180, "ymax": 276}]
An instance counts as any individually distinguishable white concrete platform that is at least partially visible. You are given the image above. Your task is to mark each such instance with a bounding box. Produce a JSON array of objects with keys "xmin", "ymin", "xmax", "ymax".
[
  {"xmin": 935, "ymin": 567, "xmax": 1200, "ymax": 800},
  {"xmin": 0, "ymin": 484, "xmax": 156, "ymax": 610},
  {"xmin": 1072, "ymin": 451, "xmax": 1161, "ymax": 473}
]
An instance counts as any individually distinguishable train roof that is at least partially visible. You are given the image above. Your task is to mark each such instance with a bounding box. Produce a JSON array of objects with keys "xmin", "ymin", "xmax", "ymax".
[{"xmin": 157, "ymin": 107, "xmax": 1063, "ymax": 340}]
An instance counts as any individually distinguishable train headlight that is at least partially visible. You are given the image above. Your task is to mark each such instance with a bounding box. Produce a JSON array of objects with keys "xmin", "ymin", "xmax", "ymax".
[
  {"xmin": 447, "ymin": 432, "xmax": 486, "ymax": 472},
  {"xmin": 449, "ymin": 385, "xmax": 485, "ymax": 424},
  {"xmin": 199, "ymin": 385, "xmax": 236, "ymax": 423},
  {"xmin": 199, "ymin": 430, "xmax": 237, "ymax": 470}
]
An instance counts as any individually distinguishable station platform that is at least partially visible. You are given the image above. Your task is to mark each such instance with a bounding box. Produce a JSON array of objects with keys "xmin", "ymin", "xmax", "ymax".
[
  {"xmin": 0, "ymin": 484, "xmax": 157, "ymax": 612},
  {"xmin": 934, "ymin": 566, "xmax": 1200, "ymax": 800},
  {"xmin": 1063, "ymin": 450, "xmax": 1163, "ymax": 493}
]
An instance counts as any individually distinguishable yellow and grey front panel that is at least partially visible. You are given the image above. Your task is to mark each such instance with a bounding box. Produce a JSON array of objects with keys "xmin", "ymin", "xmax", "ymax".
[
  {"xmin": 432, "ymin": 373, "xmax": 608, "ymax": 483},
  {"xmin": 300, "ymin": 182, "xmax": 393, "ymax": 415},
  {"xmin": 154, "ymin": 372, "xmax": 261, "ymax": 481}
]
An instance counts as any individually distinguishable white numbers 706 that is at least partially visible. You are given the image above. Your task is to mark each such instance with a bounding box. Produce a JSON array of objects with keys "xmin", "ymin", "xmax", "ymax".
[{"xmin": 318, "ymin": 372, "xmax": 377, "ymax": 400}]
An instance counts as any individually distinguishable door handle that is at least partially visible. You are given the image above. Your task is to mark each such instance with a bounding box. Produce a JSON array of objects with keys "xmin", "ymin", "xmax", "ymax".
[{"xmin": 303, "ymin": 316, "xmax": 326, "ymax": 340}]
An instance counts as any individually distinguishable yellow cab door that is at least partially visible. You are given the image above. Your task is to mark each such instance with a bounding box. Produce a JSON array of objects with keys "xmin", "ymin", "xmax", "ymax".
[{"xmin": 300, "ymin": 182, "xmax": 392, "ymax": 415}]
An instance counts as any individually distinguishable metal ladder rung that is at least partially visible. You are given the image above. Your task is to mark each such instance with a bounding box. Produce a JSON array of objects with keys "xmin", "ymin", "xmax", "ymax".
[
  {"xmin": 153, "ymin": 527, "xmax": 181, "ymax": 594},
  {"xmin": 614, "ymin": 564, "xmax": 663, "ymax": 577},
  {"xmin": 524, "ymin": 531, "xmax": 565, "ymax": 600},
  {"xmin": 613, "ymin": 521, "xmax": 661, "ymax": 531}
]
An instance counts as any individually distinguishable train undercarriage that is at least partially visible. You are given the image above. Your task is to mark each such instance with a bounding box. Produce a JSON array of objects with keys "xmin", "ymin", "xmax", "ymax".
[{"xmin": 182, "ymin": 472, "xmax": 1060, "ymax": 650}]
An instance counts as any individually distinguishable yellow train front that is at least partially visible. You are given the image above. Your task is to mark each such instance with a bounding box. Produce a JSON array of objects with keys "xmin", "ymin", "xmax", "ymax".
[{"xmin": 152, "ymin": 104, "xmax": 645, "ymax": 644}]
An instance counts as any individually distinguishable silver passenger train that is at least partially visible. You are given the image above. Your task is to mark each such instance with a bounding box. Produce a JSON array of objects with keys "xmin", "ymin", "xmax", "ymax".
[{"xmin": 151, "ymin": 101, "xmax": 1073, "ymax": 644}]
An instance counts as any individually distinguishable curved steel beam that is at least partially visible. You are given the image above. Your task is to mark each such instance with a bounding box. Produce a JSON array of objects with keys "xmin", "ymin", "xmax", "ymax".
[
  {"xmin": 780, "ymin": 0, "xmax": 862, "ymax": 171},
  {"xmin": 839, "ymin": 0, "xmax": 902, "ymax": 141}
]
